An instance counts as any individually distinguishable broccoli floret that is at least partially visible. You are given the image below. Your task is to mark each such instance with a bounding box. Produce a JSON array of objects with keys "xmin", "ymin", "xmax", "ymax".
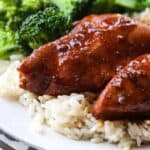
[
  {"xmin": 19, "ymin": 6, "xmax": 72, "ymax": 50},
  {"xmin": 0, "ymin": 0, "xmax": 23, "ymax": 30},
  {"xmin": 0, "ymin": 0, "xmax": 45, "ymax": 31},
  {"xmin": 0, "ymin": 0, "xmax": 48, "ymax": 59},
  {"xmin": 89, "ymin": 0, "xmax": 150, "ymax": 14},
  {"xmin": 88, "ymin": 0, "xmax": 109, "ymax": 14},
  {"xmin": 0, "ymin": 0, "xmax": 20, "ymax": 20},
  {"xmin": 136, "ymin": 0, "xmax": 150, "ymax": 11},
  {"xmin": 115, "ymin": 0, "xmax": 150, "ymax": 11},
  {"xmin": 0, "ymin": 0, "xmax": 24, "ymax": 59},
  {"xmin": 0, "ymin": 27, "xmax": 22, "ymax": 59},
  {"xmin": 0, "ymin": 0, "xmax": 21, "ymax": 18},
  {"xmin": 50, "ymin": 0, "xmax": 91, "ymax": 19},
  {"xmin": 89, "ymin": 0, "xmax": 126, "ymax": 14},
  {"xmin": 42, "ymin": 0, "xmax": 52, "ymax": 6},
  {"xmin": 19, "ymin": 0, "xmax": 44, "ymax": 22},
  {"xmin": 21, "ymin": 0, "xmax": 43, "ymax": 10}
]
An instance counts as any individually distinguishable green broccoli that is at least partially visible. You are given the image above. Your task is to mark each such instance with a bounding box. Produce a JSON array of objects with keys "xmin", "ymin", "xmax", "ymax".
[
  {"xmin": 21, "ymin": 0, "xmax": 43, "ymax": 10},
  {"xmin": 0, "ymin": 27, "xmax": 22, "ymax": 59},
  {"xmin": 0, "ymin": 0, "xmax": 46, "ymax": 59},
  {"xmin": 0, "ymin": 0, "xmax": 45, "ymax": 31},
  {"xmin": 50, "ymin": 0, "xmax": 91, "ymax": 19},
  {"xmin": 0, "ymin": 0, "xmax": 24, "ymax": 59},
  {"xmin": 89, "ymin": 0, "xmax": 127, "ymax": 14},
  {"xmin": 89, "ymin": 0, "xmax": 150, "ymax": 14},
  {"xmin": 19, "ymin": 6, "xmax": 72, "ymax": 50},
  {"xmin": 0, "ymin": 0, "xmax": 20, "ymax": 20},
  {"xmin": 89, "ymin": 0, "xmax": 112, "ymax": 14},
  {"xmin": 42, "ymin": 0, "xmax": 52, "ymax": 6},
  {"xmin": 136, "ymin": 0, "xmax": 150, "ymax": 11},
  {"xmin": 19, "ymin": 0, "xmax": 45, "ymax": 23},
  {"xmin": 114, "ymin": 0, "xmax": 150, "ymax": 11},
  {"xmin": 115, "ymin": 0, "xmax": 150, "ymax": 11}
]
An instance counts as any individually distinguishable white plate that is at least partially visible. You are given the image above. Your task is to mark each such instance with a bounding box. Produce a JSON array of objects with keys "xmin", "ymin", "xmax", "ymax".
[{"xmin": 0, "ymin": 97, "xmax": 149, "ymax": 150}]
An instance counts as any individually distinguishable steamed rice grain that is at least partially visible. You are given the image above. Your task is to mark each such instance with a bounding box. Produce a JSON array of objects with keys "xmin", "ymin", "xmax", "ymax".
[{"xmin": 0, "ymin": 61, "xmax": 24, "ymax": 99}]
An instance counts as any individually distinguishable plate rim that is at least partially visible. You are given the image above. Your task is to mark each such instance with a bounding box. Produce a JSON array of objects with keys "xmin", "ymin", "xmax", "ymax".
[{"xmin": 0, "ymin": 124, "xmax": 43, "ymax": 150}]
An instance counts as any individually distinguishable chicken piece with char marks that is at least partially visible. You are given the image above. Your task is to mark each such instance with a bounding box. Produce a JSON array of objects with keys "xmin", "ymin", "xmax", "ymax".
[{"xmin": 18, "ymin": 14, "xmax": 150, "ymax": 96}]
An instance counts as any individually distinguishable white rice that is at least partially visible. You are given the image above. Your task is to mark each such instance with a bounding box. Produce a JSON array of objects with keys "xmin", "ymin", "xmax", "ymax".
[
  {"xmin": 0, "ymin": 61, "xmax": 24, "ymax": 99},
  {"xmin": 0, "ymin": 9, "xmax": 150, "ymax": 150},
  {"xmin": 0, "ymin": 60, "xmax": 10, "ymax": 75}
]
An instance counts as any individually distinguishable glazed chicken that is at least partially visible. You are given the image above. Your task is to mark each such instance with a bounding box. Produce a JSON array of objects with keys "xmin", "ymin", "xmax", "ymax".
[
  {"xmin": 18, "ymin": 14, "xmax": 150, "ymax": 96},
  {"xmin": 93, "ymin": 54, "xmax": 150, "ymax": 120}
]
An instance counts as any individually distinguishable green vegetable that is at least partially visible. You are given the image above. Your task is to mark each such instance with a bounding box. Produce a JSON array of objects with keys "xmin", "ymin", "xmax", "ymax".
[
  {"xmin": 42, "ymin": 0, "xmax": 52, "ymax": 6},
  {"xmin": 19, "ymin": 6, "xmax": 72, "ymax": 50},
  {"xmin": 50, "ymin": 0, "xmax": 91, "ymax": 19},
  {"xmin": 0, "ymin": 0, "xmax": 20, "ymax": 22},
  {"xmin": 0, "ymin": 0, "xmax": 46, "ymax": 59},
  {"xmin": 89, "ymin": 0, "xmax": 122, "ymax": 14},
  {"xmin": 136, "ymin": 0, "xmax": 150, "ymax": 11},
  {"xmin": 115, "ymin": 0, "xmax": 137, "ymax": 9},
  {"xmin": 115, "ymin": 0, "xmax": 150, "ymax": 11},
  {"xmin": 89, "ymin": 0, "xmax": 150, "ymax": 14},
  {"xmin": 0, "ymin": 27, "xmax": 22, "ymax": 59},
  {"xmin": 0, "ymin": 0, "xmax": 22, "ymax": 59},
  {"xmin": 21, "ymin": 0, "xmax": 43, "ymax": 10},
  {"xmin": 0, "ymin": 0, "xmax": 45, "ymax": 31}
]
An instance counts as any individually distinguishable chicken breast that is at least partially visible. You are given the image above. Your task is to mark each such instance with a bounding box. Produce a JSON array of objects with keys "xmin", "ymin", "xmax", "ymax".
[
  {"xmin": 18, "ymin": 14, "xmax": 150, "ymax": 95},
  {"xmin": 93, "ymin": 54, "xmax": 150, "ymax": 120}
]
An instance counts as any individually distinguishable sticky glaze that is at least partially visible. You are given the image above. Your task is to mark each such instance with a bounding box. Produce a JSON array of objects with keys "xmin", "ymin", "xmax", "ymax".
[
  {"xmin": 18, "ymin": 14, "xmax": 150, "ymax": 95},
  {"xmin": 93, "ymin": 54, "xmax": 150, "ymax": 120}
]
